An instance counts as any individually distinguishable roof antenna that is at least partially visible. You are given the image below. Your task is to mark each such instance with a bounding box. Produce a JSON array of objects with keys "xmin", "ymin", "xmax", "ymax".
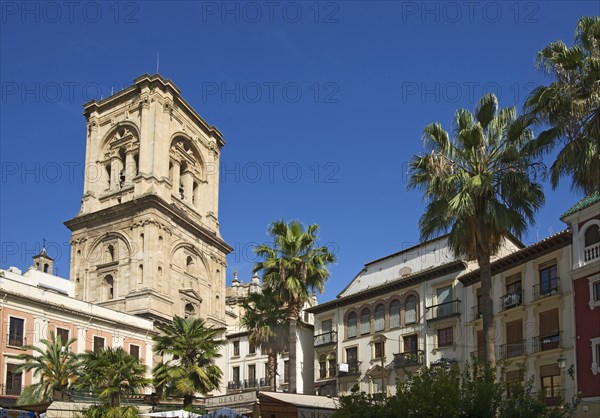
[{"xmin": 156, "ymin": 51, "xmax": 160, "ymax": 74}]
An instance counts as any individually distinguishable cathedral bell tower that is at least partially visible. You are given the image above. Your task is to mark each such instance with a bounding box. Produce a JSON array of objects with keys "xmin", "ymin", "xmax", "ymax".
[{"xmin": 65, "ymin": 74, "xmax": 232, "ymax": 326}]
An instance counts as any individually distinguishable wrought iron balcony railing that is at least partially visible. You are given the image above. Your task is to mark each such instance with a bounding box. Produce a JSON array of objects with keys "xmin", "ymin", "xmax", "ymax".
[
  {"xmin": 500, "ymin": 291, "xmax": 523, "ymax": 311},
  {"xmin": 426, "ymin": 300, "xmax": 461, "ymax": 321},
  {"xmin": 532, "ymin": 278, "xmax": 560, "ymax": 300},
  {"xmin": 471, "ymin": 305, "xmax": 482, "ymax": 321},
  {"xmin": 499, "ymin": 341, "xmax": 526, "ymax": 359},
  {"xmin": 314, "ymin": 330, "xmax": 337, "ymax": 347},
  {"xmin": 531, "ymin": 332, "xmax": 561, "ymax": 353},
  {"xmin": 339, "ymin": 360, "xmax": 361, "ymax": 375},
  {"xmin": 393, "ymin": 350, "xmax": 424, "ymax": 368}
]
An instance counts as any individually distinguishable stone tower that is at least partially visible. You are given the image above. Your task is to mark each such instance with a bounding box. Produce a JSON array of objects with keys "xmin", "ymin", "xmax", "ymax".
[
  {"xmin": 32, "ymin": 246, "xmax": 54, "ymax": 274},
  {"xmin": 65, "ymin": 74, "xmax": 232, "ymax": 326}
]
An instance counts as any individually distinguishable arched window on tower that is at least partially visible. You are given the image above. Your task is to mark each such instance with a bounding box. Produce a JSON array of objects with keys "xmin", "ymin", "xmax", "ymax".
[
  {"xmin": 43, "ymin": 263, "xmax": 49, "ymax": 273},
  {"xmin": 104, "ymin": 275, "xmax": 114, "ymax": 300},
  {"xmin": 184, "ymin": 303, "xmax": 196, "ymax": 318},
  {"xmin": 185, "ymin": 256, "xmax": 194, "ymax": 274},
  {"xmin": 584, "ymin": 224, "xmax": 600, "ymax": 262}
]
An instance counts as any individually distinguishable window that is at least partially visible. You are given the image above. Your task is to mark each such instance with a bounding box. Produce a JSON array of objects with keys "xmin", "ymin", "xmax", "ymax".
[
  {"xmin": 373, "ymin": 340, "xmax": 385, "ymax": 359},
  {"xmin": 104, "ymin": 275, "xmax": 114, "ymax": 300},
  {"xmin": 506, "ymin": 370, "xmax": 523, "ymax": 397},
  {"xmin": 403, "ymin": 334, "xmax": 418, "ymax": 354},
  {"xmin": 374, "ymin": 304, "xmax": 385, "ymax": 332},
  {"xmin": 5, "ymin": 364, "xmax": 22, "ymax": 395},
  {"xmin": 248, "ymin": 364, "xmax": 256, "ymax": 384},
  {"xmin": 319, "ymin": 354, "xmax": 327, "ymax": 379},
  {"xmin": 584, "ymin": 224, "xmax": 600, "ymax": 247},
  {"xmin": 594, "ymin": 281, "xmax": 600, "ymax": 301},
  {"xmin": 129, "ymin": 344, "xmax": 140, "ymax": 359},
  {"xmin": 437, "ymin": 327, "xmax": 453, "ymax": 347},
  {"xmin": 328, "ymin": 355, "xmax": 337, "ymax": 377},
  {"xmin": 232, "ymin": 366, "xmax": 240, "ymax": 383},
  {"xmin": 505, "ymin": 319, "xmax": 524, "ymax": 357},
  {"xmin": 538, "ymin": 308, "xmax": 560, "ymax": 351},
  {"xmin": 389, "ymin": 300, "xmax": 400, "ymax": 328},
  {"xmin": 93, "ymin": 336, "xmax": 104, "ymax": 353},
  {"xmin": 322, "ymin": 319, "xmax": 332, "ymax": 334},
  {"xmin": 249, "ymin": 340, "xmax": 256, "ymax": 355},
  {"xmin": 360, "ymin": 308, "xmax": 371, "ymax": 335},
  {"xmin": 504, "ymin": 273, "xmax": 522, "ymax": 308},
  {"xmin": 184, "ymin": 303, "xmax": 195, "ymax": 318},
  {"xmin": 283, "ymin": 360, "xmax": 290, "ymax": 383},
  {"xmin": 405, "ymin": 295, "xmax": 417, "ymax": 324},
  {"xmin": 8, "ymin": 317, "xmax": 24, "ymax": 347},
  {"xmin": 233, "ymin": 341, "xmax": 240, "ymax": 356},
  {"xmin": 347, "ymin": 311, "xmax": 357, "ymax": 338},
  {"xmin": 56, "ymin": 328, "xmax": 70, "ymax": 346},
  {"xmin": 437, "ymin": 285, "xmax": 452, "ymax": 317},
  {"xmin": 540, "ymin": 364, "xmax": 561, "ymax": 406},
  {"xmin": 539, "ymin": 264, "xmax": 558, "ymax": 296},
  {"xmin": 346, "ymin": 346, "xmax": 358, "ymax": 370}
]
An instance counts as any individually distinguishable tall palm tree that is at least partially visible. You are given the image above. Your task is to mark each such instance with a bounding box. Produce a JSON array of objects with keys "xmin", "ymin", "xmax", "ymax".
[
  {"xmin": 153, "ymin": 316, "xmax": 223, "ymax": 408},
  {"xmin": 241, "ymin": 287, "xmax": 289, "ymax": 391},
  {"xmin": 253, "ymin": 220, "xmax": 336, "ymax": 393},
  {"xmin": 408, "ymin": 94, "xmax": 544, "ymax": 364},
  {"xmin": 525, "ymin": 16, "xmax": 600, "ymax": 193},
  {"xmin": 77, "ymin": 346, "xmax": 150, "ymax": 408},
  {"xmin": 15, "ymin": 331, "xmax": 80, "ymax": 404}
]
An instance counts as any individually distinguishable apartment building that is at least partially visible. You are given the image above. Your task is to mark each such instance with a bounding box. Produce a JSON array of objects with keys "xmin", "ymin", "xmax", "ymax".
[
  {"xmin": 0, "ymin": 251, "xmax": 155, "ymax": 406},
  {"xmin": 460, "ymin": 230, "xmax": 575, "ymax": 407},
  {"xmin": 307, "ymin": 236, "xmax": 521, "ymax": 397},
  {"xmin": 220, "ymin": 270, "xmax": 315, "ymax": 397},
  {"xmin": 562, "ymin": 192, "xmax": 600, "ymax": 416}
]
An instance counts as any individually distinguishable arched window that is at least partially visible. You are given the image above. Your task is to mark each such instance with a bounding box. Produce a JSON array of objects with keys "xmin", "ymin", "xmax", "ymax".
[
  {"xmin": 405, "ymin": 295, "xmax": 417, "ymax": 324},
  {"xmin": 106, "ymin": 244, "xmax": 115, "ymax": 262},
  {"xmin": 319, "ymin": 354, "xmax": 327, "ymax": 379},
  {"xmin": 328, "ymin": 353, "xmax": 337, "ymax": 377},
  {"xmin": 186, "ymin": 256, "xmax": 194, "ymax": 273},
  {"xmin": 360, "ymin": 308, "xmax": 371, "ymax": 335},
  {"xmin": 347, "ymin": 311, "xmax": 357, "ymax": 338},
  {"xmin": 374, "ymin": 304, "xmax": 385, "ymax": 332},
  {"xmin": 585, "ymin": 224, "xmax": 600, "ymax": 247},
  {"xmin": 389, "ymin": 300, "xmax": 401, "ymax": 328},
  {"xmin": 104, "ymin": 275, "xmax": 114, "ymax": 300},
  {"xmin": 184, "ymin": 303, "xmax": 195, "ymax": 318},
  {"xmin": 43, "ymin": 263, "xmax": 49, "ymax": 273}
]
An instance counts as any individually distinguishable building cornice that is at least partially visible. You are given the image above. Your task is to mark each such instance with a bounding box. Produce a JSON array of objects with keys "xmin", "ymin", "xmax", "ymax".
[{"xmin": 458, "ymin": 230, "xmax": 572, "ymax": 287}]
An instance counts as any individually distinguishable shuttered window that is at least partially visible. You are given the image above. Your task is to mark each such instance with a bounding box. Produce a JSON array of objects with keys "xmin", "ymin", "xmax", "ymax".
[
  {"xmin": 347, "ymin": 312, "xmax": 357, "ymax": 338},
  {"xmin": 389, "ymin": 300, "xmax": 400, "ymax": 328},
  {"xmin": 506, "ymin": 320, "xmax": 523, "ymax": 344},
  {"xmin": 539, "ymin": 309, "xmax": 559, "ymax": 337},
  {"xmin": 374, "ymin": 304, "xmax": 385, "ymax": 332}
]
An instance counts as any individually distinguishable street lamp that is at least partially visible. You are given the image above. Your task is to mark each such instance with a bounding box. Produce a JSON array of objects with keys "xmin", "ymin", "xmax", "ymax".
[{"xmin": 557, "ymin": 354, "xmax": 566, "ymax": 371}]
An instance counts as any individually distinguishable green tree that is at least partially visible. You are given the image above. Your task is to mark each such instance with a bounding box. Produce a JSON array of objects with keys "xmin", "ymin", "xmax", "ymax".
[
  {"xmin": 241, "ymin": 287, "xmax": 289, "ymax": 391},
  {"xmin": 77, "ymin": 346, "xmax": 150, "ymax": 409},
  {"xmin": 525, "ymin": 16, "xmax": 600, "ymax": 193},
  {"xmin": 253, "ymin": 220, "xmax": 336, "ymax": 393},
  {"xmin": 408, "ymin": 94, "xmax": 544, "ymax": 364},
  {"xmin": 15, "ymin": 331, "xmax": 80, "ymax": 404},
  {"xmin": 153, "ymin": 316, "xmax": 223, "ymax": 408}
]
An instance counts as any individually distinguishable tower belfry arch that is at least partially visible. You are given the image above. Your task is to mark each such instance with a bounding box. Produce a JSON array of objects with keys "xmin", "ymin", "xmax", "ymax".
[{"xmin": 65, "ymin": 74, "xmax": 232, "ymax": 326}]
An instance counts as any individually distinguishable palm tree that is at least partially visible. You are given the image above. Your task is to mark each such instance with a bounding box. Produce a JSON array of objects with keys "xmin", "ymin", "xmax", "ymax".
[
  {"xmin": 408, "ymin": 93, "xmax": 544, "ymax": 364},
  {"xmin": 77, "ymin": 346, "xmax": 150, "ymax": 408},
  {"xmin": 241, "ymin": 287, "xmax": 289, "ymax": 391},
  {"xmin": 15, "ymin": 331, "xmax": 79, "ymax": 404},
  {"xmin": 253, "ymin": 220, "xmax": 336, "ymax": 393},
  {"xmin": 525, "ymin": 16, "xmax": 600, "ymax": 193},
  {"xmin": 153, "ymin": 316, "xmax": 223, "ymax": 408}
]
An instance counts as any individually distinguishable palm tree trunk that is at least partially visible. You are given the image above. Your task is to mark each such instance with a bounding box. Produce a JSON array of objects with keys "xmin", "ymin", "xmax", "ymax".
[
  {"xmin": 183, "ymin": 394, "xmax": 194, "ymax": 409},
  {"xmin": 288, "ymin": 319, "xmax": 298, "ymax": 393},
  {"xmin": 268, "ymin": 352, "xmax": 277, "ymax": 392},
  {"xmin": 478, "ymin": 254, "xmax": 496, "ymax": 365}
]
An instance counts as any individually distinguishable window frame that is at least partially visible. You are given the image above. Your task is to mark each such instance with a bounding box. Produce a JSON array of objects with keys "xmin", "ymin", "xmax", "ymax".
[
  {"xmin": 129, "ymin": 343, "xmax": 140, "ymax": 359},
  {"xmin": 389, "ymin": 299, "xmax": 401, "ymax": 329},
  {"xmin": 437, "ymin": 327, "xmax": 453, "ymax": 348},
  {"xmin": 404, "ymin": 295, "xmax": 417, "ymax": 324},
  {"xmin": 232, "ymin": 340, "xmax": 240, "ymax": 357},
  {"xmin": 374, "ymin": 304, "xmax": 385, "ymax": 332},
  {"xmin": 8, "ymin": 316, "xmax": 25, "ymax": 347},
  {"xmin": 56, "ymin": 327, "xmax": 70, "ymax": 346},
  {"xmin": 93, "ymin": 336, "xmax": 105, "ymax": 353},
  {"xmin": 346, "ymin": 311, "xmax": 357, "ymax": 339},
  {"xmin": 5, "ymin": 363, "xmax": 23, "ymax": 396},
  {"xmin": 360, "ymin": 307, "xmax": 371, "ymax": 335}
]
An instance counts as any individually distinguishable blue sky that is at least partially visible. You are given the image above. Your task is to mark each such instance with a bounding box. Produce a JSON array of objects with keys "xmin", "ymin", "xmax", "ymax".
[{"xmin": 1, "ymin": 1, "xmax": 598, "ymax": 302}]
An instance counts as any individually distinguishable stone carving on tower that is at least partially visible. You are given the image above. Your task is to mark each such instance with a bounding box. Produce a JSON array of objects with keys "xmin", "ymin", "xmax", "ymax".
[{"xmin": 65, "ymin": 74, "xmax": 232, "ymax": 326}]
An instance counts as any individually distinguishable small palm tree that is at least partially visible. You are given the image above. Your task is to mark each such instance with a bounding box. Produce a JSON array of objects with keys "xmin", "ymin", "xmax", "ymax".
[
  {"xmin": 153, "ymin": 316, "xmax": 223, "ymax": 408},
  {"xmin": 408, "ymin": 94, "xmax": 544, "ymax": 364},
  {"xmin": 241, "ymin": 287, "xmax": 289, "ymax": 391},
  {"xmin": 15, "ymin": 331, "xmax": 79, "ymax": 404},
  {"xmin": 253, "ymin": 220, "xmax": 336, "ymax": 393},
  {"xmin": 77, "ymin": 346, "xmax": 150, "ymax": 408},
  {"xmin": 525, "ymin": 16, "xmax": 600, "ymax": 193}
]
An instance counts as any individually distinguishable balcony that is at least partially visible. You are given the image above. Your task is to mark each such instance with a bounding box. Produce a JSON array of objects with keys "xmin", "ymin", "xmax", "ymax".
[
  {"xmin": 314, "ymin": 330, "xmax": 337, "ymax": 347},
  {"xmin": 531, "ymin": 333, "xmax": 561, "ymax": 353},
  {"xmin": 339, "ymin": 360, "xmax": 361, "ymax": 375},
  {"xmin": 500, "ymin": 291, "xmax": 523, "ymax": 311},
  {"xmin": 499, "ymin": 341, "xmax": 526, "ymax": 359},
  {"xmin": 393, "ymin": 350, "xmax": 424, "ymax": 368},
  {"xmin": 471, "ymin": 305, "xmax": 482, "ymax": 321},
  {"xmin": 584, "ymin": 243, "xmax": 600, "ymax": 263},
  {"xmin": 532, "ymin": 278, "xmax": 560, "ymax": 300},
  {"xmin": 542, "ymin": 387, "xmax": 565, "ymax": 406},
  {"xmin": 227, "ymin": 378, "xmax": 269, "ymax": 391},
  {"xmin": 426, "ymin": 300, "xmax": 461, "ymax": 322}
]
